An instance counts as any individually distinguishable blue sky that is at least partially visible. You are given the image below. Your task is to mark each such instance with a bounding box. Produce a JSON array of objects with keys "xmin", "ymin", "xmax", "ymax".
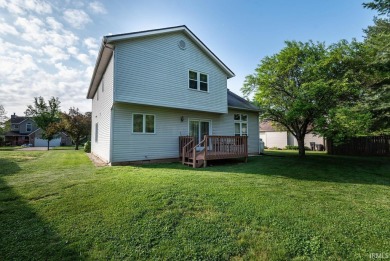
[{"xmin": 0, "ymin": 0, "xmax": 375, "ymax": 116}]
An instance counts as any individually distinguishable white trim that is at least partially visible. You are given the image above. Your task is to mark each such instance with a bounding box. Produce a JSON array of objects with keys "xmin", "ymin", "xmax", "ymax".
[
  {"xmin": 234, "ymin": 113, "xmax": 248, "ymax": 136},
  {"xmin": 26, "ymin": 122, "xmax": 32, "ymax": 132},
  {"xmin": 188, "ymin": 69, "xmax": 209, "ymax": 93},
  {"xmin": 132, "ymin": 113, "xmax": 156, "ymax": 134}
]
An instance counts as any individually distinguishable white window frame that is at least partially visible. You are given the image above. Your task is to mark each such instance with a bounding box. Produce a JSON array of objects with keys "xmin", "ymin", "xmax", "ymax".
[
  {"xmin": 26, "ymin": 122, "xmax": 32, "ymax": 132},
  {"xmin": 132, "ymin": 113, "xmax": 156, "ymax": 134},
  {"xmin": 234, "ymin": 114, "xmax": 248, "ymax": 136},
  {"xmin": 188, "ymin": 70, "xmax": 209, "ymax": 92}
]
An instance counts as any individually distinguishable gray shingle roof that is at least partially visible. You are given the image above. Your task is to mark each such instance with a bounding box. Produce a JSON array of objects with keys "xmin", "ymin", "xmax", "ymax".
[
  {"xmin": 227, "ymin": 90, "xmax": 259, "ymax": 112},
  {"xmin": 10, "ymin": 115, "xmax": 28, "ymax": 124}
]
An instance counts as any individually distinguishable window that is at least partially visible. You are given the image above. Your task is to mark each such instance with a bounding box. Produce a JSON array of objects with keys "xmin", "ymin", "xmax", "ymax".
[
  {"xmin": 234, "ymin": 114, "xmax": 248, "ymax": 136},
  {"xmin": 26, "ymin": 123, "xmax": 32, "ymax": 132},
  {"xmin": 95, "ymin": 123, "xmax": 98, "ymax": 142},
  {"xmin": 133, "ymin": 114, "xmax": 155, "ymax": 134},
  {"xmin": 188, "ymin": 70, "xmax": 208, "ymax": 92}
]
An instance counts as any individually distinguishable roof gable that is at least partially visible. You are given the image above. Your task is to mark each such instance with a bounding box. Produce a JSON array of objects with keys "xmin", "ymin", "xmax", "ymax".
[{"xmin": 87, "ymin": 25, "xmax": 235, "ymax": 99}]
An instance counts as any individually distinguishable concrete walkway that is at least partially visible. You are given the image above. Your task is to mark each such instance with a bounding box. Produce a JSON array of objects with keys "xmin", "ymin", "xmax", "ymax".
[{"xmin": 87, "ymin": 153, "xmax": 108, "ymax": 167}]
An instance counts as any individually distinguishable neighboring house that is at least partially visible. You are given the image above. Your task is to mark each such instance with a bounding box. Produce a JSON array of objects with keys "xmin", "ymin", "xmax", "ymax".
[
  {"xmin": 4, "ymin": 113, "xmax": 72, "ymax": 146},
  {"xmin": 87, "ymin": 25, "xmax": 260, "ymax": 165},
  {"xmin": 259, "ymin": 121, "xmax": 325, "ymax": 150}
]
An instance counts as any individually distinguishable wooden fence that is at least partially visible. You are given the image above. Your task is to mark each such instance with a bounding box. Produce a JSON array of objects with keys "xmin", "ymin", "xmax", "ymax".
[{"xmin": 327, "ymin": 135, "xmax": 390, "ymax": 156}]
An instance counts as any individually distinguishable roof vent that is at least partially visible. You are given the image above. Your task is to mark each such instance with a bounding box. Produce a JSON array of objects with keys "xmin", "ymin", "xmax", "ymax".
[{"xmin": 178, "ymin": 40, "xmax": 186, "ymax": 50}]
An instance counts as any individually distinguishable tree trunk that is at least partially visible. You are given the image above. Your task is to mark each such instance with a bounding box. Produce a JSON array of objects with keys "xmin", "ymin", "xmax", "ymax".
[
  {"xmin": 297, "ymin": 138, "xmax": 305, "ymax": 157},
  {"xmin": 47, "ymin": 139, "xmax": 50, "ymax": 151},
  {"xmin": 75, "ymin": 141, "xmax": 79, "ymax": 150}
]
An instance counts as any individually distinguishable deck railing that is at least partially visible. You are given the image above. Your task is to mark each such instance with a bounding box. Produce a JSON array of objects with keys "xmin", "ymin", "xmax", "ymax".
[
  {"xmin": 205, "ymin": 135, "xmax": 248, "ymax": 160},
  {"xmin": 179, "ymin": 135, "xmax": 248, "ymax": 167},
  {"xmin": 179, "ymin": 136, "xmax": 194, "ymax": 162}
]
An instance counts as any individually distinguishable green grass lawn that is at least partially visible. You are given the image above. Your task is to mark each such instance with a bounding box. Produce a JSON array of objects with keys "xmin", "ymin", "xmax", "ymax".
[{"xmin": 0, "ymin": 150, "xmax": 389, "ymax": 260}]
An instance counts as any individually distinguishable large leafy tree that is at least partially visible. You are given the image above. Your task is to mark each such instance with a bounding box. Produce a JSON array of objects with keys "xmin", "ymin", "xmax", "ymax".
[
  {"xmin": 25, "ymin": 97, "xmax": 61, "ymax": 150},
  {"xmin": 242, "ymin": 41, "xmax": 364, "ymax": 156},
  {"xmin": 60, "ymin": 108, "xmax": 91, "ymax": 150},
  {"xmin": 362, "ymin": 0, "xmax": 390, "ymax": 134}
]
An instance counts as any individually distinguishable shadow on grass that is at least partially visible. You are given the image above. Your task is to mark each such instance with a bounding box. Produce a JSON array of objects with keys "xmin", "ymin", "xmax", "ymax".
[
  {"xmin": 0, "ymin": 158, "xmax": 84, "ymax": 260},
  {"xmin": 139, "ymin": 151, "xmax": 390, "ymax": 186}
]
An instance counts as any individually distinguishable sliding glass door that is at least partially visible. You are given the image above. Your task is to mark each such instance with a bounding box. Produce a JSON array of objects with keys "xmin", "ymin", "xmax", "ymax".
[{"xmin": 189, "ymin": 120, "xmax": 211, "ymax": 145}]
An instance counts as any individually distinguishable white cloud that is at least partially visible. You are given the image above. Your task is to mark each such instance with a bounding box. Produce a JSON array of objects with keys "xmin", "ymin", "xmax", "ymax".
[
  {"xmin": 84, "ymin": 37, "xmax": 99, "ymax": 49},
  {"xmin": 24, "ymin": 0, "xmax": 52, "ymax": 14},
  {"xmin": 15, "ymin": 16, "xmax": 79, "ymax": 48},
  {"xmin": 76, "ymin": 53, "xmax": 91, "ymax": 65},
  {"xmin": 88, "ymin": 49, "xmax": 98, "ymax": 58},
  {"xmin": 0, "ymin": 0, "xmax": 51, "ymax": 14},
  {"xmin": 67, "ymin": 46, "xmax": 78, "ymax": 56},
  {"xmin": 63, "ymin": 9, "xmax": 91, "ymax": 29},
  {"xmin": 0, "ymin": 0, "xmax": 94, "ymax": 115},
  {"xmin": 0, "ymin": 52, "xmax": 38, "ymax": 81},
  {"xmin": 43, "ymin": 45, "xmax": 69, "ymax": 63},
  {"xmin": 88, "ymin": 1, "xmax": 106, "ymax": 14},
  {"xmin": 46, "ymin": 16, "xmax": 63, "ymax": 30},
  {"xmin": 0, "ymin": 20, "xmax": 18, "ymax": 35}
]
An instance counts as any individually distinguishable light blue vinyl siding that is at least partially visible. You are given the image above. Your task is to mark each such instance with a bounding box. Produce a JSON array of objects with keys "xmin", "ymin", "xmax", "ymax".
[
  {"xmin": 111, "ymin": 103, "xmax": 259, "ymax": 163},
  {"xmin": 91, "ymin": 55, "xmax": 114, "ymax": 162},
  {"xmin": 114, "ymin": 32, "xmax": 228, "ymax": 114}
]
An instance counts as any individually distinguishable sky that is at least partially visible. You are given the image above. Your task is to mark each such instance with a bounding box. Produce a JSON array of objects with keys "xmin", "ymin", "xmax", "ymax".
[{"xmin": 0, "ymin": 0, "xmax": 376, "ymax": 116}]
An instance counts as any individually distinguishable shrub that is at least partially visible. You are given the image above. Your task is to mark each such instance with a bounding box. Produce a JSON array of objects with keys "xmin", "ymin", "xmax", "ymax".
[
  {"xmin": 84, "ymin": 141, "xmax": 91, "ymax": 153},
  {"xmin": 285, "ymin": 145, "xmax": 299, "ymax": 150},
  {"xmin": 285, "ymin": 145, "xmax": 313, "ymax": 151}
]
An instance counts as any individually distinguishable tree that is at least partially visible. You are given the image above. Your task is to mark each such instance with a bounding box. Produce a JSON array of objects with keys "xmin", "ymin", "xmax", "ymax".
[
  {"xmin": 0, "ymin": 105, "xmax": 8, "ymax": 135},
  {"xmin": 60, "ymin": 108, "xmax": 91, "ymax": 150},
  {"xmin": 242, "ymin": 41, "xmax": 364, "ymax": 156},
  {"xmin": 362, "ymin": 0, "xmax": 390, "ymax": 134},
  {"xmin": 25, "ymin": 97, "xmax": 61, "ymax": 150},
  {"xmin": 363, "ymin": 0, "xmax": 390, "ymax": 15}
]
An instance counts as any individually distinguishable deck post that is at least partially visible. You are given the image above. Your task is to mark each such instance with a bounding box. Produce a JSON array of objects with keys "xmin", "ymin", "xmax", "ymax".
[
  {"xmin": 204, "ymin": 135, "xmax": 208, "ymax": 168},
  {"xmin": 192, "ymin": 147, "xmax": 196, "ymax": 168}
]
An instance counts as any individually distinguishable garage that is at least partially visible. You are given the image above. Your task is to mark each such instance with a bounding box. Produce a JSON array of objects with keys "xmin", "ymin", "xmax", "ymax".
[{"xmin": 34, "ymin": 137, "xmax": 61, "ymax": 147}]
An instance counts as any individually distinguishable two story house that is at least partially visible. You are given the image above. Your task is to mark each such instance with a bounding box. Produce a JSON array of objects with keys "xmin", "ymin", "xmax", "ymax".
[
  {"xmin": 87, "ymin": 25, "xmax": 260, "ymax": 166},
  {"xmin": 4, "ymin": 113, "xmax": 72, "ymax": 147},
  {"xmin": 4, "ymin": 114, "xmax": 37, "ymax": 146}
]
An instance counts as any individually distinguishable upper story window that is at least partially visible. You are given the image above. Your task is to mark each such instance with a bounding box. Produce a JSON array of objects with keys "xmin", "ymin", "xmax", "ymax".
[
  {"xmin": 12, "ymin": 124, "xmax": 18, "ymax": 129},
  {"xmin": 189, "ymin": 70, "xmax": 208, "ymax": 92},
  {"xmin": 234, "ymin": 114, "xmax": 248, "ymax": 136},
  {"xmin": 133, "ymin": 113, "xmax": 155, "ymax": 134},
  {"xmin": 26, "ymin": 123, "xmax": 32, "ymax": 132}
]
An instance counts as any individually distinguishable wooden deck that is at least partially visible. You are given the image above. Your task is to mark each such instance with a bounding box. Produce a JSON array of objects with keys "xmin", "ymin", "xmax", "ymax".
[{"xmin": 179, "ymin": 135, "xmax": 248, "ymax": 168}]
